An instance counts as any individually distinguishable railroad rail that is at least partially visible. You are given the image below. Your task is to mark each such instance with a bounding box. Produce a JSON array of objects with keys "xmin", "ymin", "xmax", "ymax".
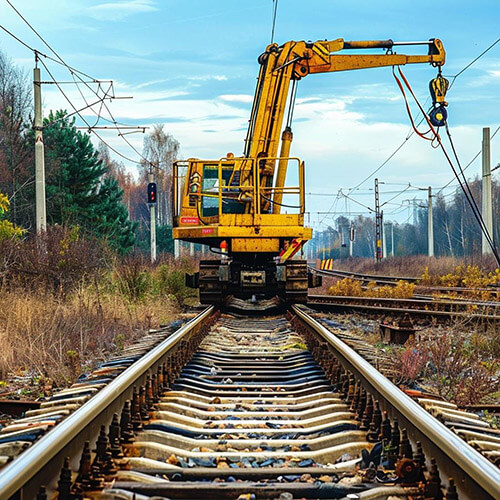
[
  {"xmin": 312, "ymin": 266, "xmax": 500, "ymax": 298},
  {"xmin": 0, "ymin": 305, "xmax": 498, "ymax": 499},
  {"xmin": 307, "ymin": 294, "xmax": 500, "ymax": 322},
  {"xmin": 313, "ymin": 266, "xmax": 419, "ymax": 285}
]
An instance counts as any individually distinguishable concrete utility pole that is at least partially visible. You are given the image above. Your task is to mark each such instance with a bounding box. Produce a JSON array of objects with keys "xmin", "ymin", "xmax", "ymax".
[
  {"xmin": 349, "ymin": 221, "xmax": 354, "ymax": 257},
  {"xmin": 375, "ymin": 178, "xmax": 382, "ymax": 261},
  {"xmin": 381, "ymin": 211, "xmax": 387, "ymax": 259},
  {"xmin": 149, "ymin": 171, "xmax": 157, "ymax": 263},
  {"xmin": 482, "ymin": 127, "xmax": 493, "ymax": 255},
  {"xmin": 390, "ymin": 223, "xmax": 394, "ymax": 257},
  {"xmin": 34, "ymin": 64, "xmax": 46, "ymax": 232},
  {"xmin": 428, "ymin": 186, "xmax": 434, "ymax": 257}
]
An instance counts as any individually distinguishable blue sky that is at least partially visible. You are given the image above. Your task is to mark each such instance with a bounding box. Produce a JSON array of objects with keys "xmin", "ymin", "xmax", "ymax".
[{"xmin": 1, "ymin": 0, "xmax": 499, "ymax": 228}]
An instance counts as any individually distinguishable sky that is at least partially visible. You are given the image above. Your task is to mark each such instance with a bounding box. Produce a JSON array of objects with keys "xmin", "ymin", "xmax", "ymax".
[{"xmin": 1, "ymin": 0, "xmax": 499, "ymax": 229}]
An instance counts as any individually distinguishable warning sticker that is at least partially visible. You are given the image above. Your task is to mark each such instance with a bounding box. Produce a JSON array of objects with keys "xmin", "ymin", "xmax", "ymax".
[{"xmin": 180, "ymin": 216, "xmax": 199, "ymax": 224}]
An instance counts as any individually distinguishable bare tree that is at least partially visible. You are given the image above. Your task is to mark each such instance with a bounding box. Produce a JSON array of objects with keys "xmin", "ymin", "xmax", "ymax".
[
  {"xmin": 139, "ymin": 124, "xmax": 179, "ymax": 225},
  {"xmin": 0, "ymin": 51, "xmax": 33, "ymax": 227}
]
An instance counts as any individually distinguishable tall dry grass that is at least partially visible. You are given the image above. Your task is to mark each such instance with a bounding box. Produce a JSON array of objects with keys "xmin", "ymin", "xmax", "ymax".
[
  {"xmin": 333, "ymin": 255, "xmax": 499, "ymax": 278},
  {"xmin": 0, "ymin": 288, "xmax": 177, "ymax": 385},
  {"xmin": 0, "ymin": 228, "xmax": 194, "ymax": 387}
]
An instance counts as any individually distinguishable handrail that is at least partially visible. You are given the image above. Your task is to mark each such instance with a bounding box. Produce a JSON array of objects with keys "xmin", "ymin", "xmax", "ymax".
[{"xmin": 174, "ymin": 156, "xmax": 306, "ymax": 220}]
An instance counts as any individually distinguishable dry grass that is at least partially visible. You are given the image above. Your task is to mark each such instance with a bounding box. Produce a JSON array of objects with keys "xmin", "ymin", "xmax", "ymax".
[
  {"xmin": 0, "ymin": 287, "xmax": 177, "ymax": 386},
  {"xmin": 333, "ymin": 255, "xmax": 499, "ymax": 278},
  {"xmin": 327, "ymin": 278, "xmax": 415, "ymax": 298},
  {"xmin": 393, "ymin": 324, "xmax": 499, "ymax": 406},
  {"xmin": 0, "ymin": 230, "xmax": 196, "ymax": 388}
]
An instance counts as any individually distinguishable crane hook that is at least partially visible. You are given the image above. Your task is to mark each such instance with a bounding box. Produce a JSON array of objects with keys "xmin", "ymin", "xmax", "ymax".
[{"xmin": 428, "ymin": 68, "xmax": 449, "ymax": 127}]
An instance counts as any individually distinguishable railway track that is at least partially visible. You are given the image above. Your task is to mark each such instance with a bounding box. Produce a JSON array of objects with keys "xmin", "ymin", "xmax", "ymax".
[
  {"xmin": 0, "ymin": 305, "xmax": 499, "ymax": 499},
  {"xmin": 313, "ymin": 267, "xmax": 419, "ymax": 286},
  {"xmin": 307, "ymin": 294, "xmax": 500, "ymax": 322},
  {"xmin": 312, "ymin": 267, "xmax": 500, "ymax": 298}
]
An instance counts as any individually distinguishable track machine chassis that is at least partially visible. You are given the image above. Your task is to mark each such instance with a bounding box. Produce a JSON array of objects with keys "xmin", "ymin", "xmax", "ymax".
[{"xmin": 196, "ymin": 258, "xmax": 309, "ymax": 305}]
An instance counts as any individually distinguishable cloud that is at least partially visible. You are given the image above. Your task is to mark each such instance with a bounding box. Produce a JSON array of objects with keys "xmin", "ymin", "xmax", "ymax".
[
  {"xmin": 88, "ymin": 0, "xmax": 158, "ymax": 21},
  {"xmin": 219, "ymin": 94, "xmax": 254, "ymax": 103},
  {"xmin": 188, "ymin": 75, "xmax": 228, "ymax": 82},
  {"xmin": 40, "ymin": 73, "xmax": 484, "ymax": 222}
]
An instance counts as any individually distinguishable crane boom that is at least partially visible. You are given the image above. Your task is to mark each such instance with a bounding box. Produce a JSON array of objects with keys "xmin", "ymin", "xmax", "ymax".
[{"xmin": 243, "ymin": 38, "xmax": 445, "ymax": 205}]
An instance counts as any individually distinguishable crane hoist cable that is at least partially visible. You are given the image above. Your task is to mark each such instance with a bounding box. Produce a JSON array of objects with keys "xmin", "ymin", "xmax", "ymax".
[{"xmin": 394, "ymin": 66, "xmax": 500, "ymax": 267}]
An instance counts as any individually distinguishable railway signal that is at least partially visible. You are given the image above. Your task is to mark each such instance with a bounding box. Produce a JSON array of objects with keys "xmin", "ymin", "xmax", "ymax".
[
  {"xmin": 148, "ymin": 175, "xmax": 157, "ymax": 263},
  {"xmin": 147, "ymin": 182, "xmax": 157, "ymax": 204}
]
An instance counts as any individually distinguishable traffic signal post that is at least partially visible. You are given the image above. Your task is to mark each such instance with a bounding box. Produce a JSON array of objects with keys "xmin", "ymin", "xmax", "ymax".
[{"xmin": 148, "ymin": 172, "xmax": 157, "ymax": 263}]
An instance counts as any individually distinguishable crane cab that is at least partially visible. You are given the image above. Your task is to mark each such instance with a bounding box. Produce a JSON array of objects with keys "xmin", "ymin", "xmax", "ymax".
[{"xmin": 173, "ymin": 156, "xmax": 313, "ymax": 304}]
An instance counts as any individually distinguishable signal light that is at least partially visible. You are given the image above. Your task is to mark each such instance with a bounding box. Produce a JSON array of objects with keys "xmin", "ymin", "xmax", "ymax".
[{"xmin": 147, "ymin": 182, "xmax": 157, "ymax": 204}]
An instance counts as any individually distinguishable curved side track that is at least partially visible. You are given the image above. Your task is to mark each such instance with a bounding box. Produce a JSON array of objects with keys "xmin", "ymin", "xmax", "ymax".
[
  {"xmin": 311, "ymin": 266, "xmax": 500, "ymax": 298},
  {"xmin": 0, "ymin": 305, "xmax": 498, "ymax": 499}
]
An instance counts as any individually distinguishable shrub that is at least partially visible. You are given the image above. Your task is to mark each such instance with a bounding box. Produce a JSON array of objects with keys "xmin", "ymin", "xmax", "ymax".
[
  {"xmin": 393, "ymin": 344, "xmax": 429, "ymax": 383},
  {"xmin": 0, "ymin": 192, "xmax": 25, "ymax": 240},
  {"xmin": 115, "ymin": 253, "xmax": 151, "ymax": 301},
  {"xmin": 0, "ymin": 226, "xmax": 107, "ymax": 296},
  {"xmin": 327, "ymin": 278, "xmax": 414, "ymax": 299},
  {"xmin": 328, "ymin": 278, "xmax": 364, "ymax": 296},
  {"xmin": 156, "ymin": 265, "xmax": 189, "ymax": 305}
]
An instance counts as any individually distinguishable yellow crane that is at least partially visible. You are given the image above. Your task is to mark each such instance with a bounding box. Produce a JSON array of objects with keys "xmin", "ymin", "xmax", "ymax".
[{"xmin": 172, "ymin": 37, "xmax": 446, "ymax": 304}]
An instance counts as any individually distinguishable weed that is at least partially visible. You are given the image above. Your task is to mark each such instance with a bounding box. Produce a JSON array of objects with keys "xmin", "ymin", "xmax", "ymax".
[
  {"xmin": 328, "ymin": 278, "xmax": 414, "ymax": 299},
  {"xmin": 392, "ymin": 326, "xmax": 498, "ymax": 406}
]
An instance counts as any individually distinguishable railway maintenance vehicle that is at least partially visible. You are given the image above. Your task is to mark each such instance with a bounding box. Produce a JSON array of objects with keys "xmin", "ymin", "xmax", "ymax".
[{"xmin": 172, "ymin": 37, "xmax": 447, "ymax": 304}]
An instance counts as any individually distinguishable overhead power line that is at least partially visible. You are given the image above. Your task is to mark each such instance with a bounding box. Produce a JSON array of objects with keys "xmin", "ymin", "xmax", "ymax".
[
  {"xmin": 2, "ymin": 0, "xmax": 151, "ymax": 167},
  {"xmin": 437, "ymin": 124, "xmax": 500, "ymax": 194},
  {"xmin": 345, "ymin": 37, "xmax": 500, "ymax": 195},
  {"xmin": 446, "ymin": 37, "xmax": 500, "ymax": 90},
  {"xmin": 394, "ymin": 65, "xmax": 500, "ymax": 266}
]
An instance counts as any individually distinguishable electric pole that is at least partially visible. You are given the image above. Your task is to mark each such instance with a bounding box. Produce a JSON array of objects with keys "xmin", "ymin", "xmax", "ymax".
[
  {"xmin": 482, "ymin": 127, "xmax": 493, "ymax": 255},
  {"xmin": 375, "ymin": 178, "xmax": 382, "ymax": 261},
  {"xmin": 381, "ymin": 211, "xmax": 386, "ymax": 259},
  {"xmin": 34, "ymin": 62, "xmax": 46, "ymax": 232},
  {"xmin": 349, "ymin": 221, "xmax": 354, "ymax": 257},
  {"xmin": 390, "ymin": 222, "xmax": 394, "ymax": 257},
  {"xmin": 428, "ymin": 186, "xmax": 434, "ymax": 257},
  {"xmin": 148, "ymin": 171, "xmax": 157, "ymax": 263}
]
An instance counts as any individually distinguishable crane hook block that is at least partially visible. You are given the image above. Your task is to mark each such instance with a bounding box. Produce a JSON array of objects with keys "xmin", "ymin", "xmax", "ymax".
[
  {"xmin": 428, "ymin": 72, "xmax": 449, "ymax": 127},
  {"xmin": 429, "ymin": 73, "xmax": 449, "ymax": 105}
]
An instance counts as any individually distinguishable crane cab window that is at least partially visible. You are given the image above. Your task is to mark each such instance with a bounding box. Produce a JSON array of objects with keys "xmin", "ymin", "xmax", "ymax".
[{"xmin": 201, "ymin": 164, "xmax": 245, "ymax": 217}]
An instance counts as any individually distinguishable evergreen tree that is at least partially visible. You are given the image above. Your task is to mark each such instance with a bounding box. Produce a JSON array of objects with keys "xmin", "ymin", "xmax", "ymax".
[
  {"xmin": 41, "ymin": 110, "xmax": 135, "ymax": 253},
  {"xmin": 92, "ymin": 176, "xmax": 136, "ymax": 253}
]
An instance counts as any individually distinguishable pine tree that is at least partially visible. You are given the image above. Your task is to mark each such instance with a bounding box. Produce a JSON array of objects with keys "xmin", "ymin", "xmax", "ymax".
[
  {"xmin": 41, "ymin": 111, "xmax": 136, "ymax": 253},
  {"xmin": 92, "ymin": 176, "xmax": 136, "ymax": 254}
]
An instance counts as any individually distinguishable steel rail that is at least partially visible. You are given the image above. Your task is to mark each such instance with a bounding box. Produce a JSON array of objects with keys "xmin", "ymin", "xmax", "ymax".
[
  {"xmin": 307, "ymin": 295, "xmax": 500, "ymax": 322},
  {"xmin": 309, "ymin": 293, "xmax": 500, "ymax": 309},
  {"xmin": 0, "ymin": 306, "xmax": 214, "ymax": 499},
  {"xmin": 311, "ymin": 266, "xmax": 418, "ymax": 283},
  {"xmin": 312, "ymin": 266, "xmax": 500, "ymax": 296},
  {"xmin": 292, "ymin": 304, "xmax": 500, "ymax": 500}
]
